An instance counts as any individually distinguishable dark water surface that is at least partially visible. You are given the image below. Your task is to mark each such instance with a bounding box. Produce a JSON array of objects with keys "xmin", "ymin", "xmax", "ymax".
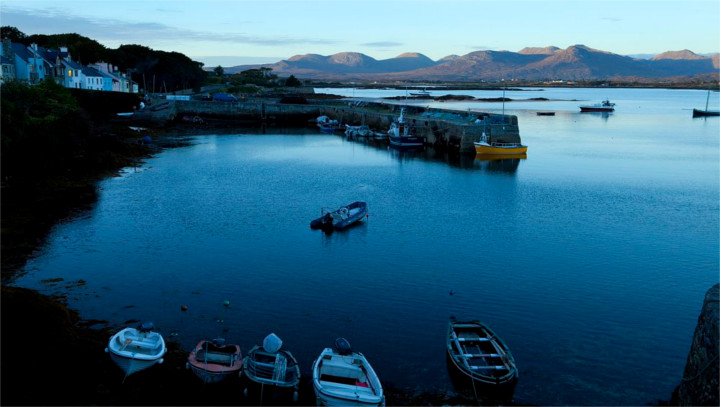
[{"xmin": 14, "ymin": 88, "xmax": 719, "ymax": 405}]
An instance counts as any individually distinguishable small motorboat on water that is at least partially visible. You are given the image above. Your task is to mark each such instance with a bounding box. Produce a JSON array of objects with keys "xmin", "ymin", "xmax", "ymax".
[
  {"xmin": 473, "ymin": 132, "xmax": 528, "ymax": 155},
  {"xmin": 312, "ymin": 338, "xmax": 384, "ymax": 406},
  {"xmin": 579, "ymin": 99, "xmax": 615, "ymax": 112},
  {"xmin": 106, "ymin": 322, "xmax": 166, "ymax": 377},
  {"xmin": 446, "ymin": 318, "xmax": 518, "ymax": 401},
  {"xmin": 536, "ymin": 111, "xmax": 555, "ymax": 116},
  {"xmin": 242, "ymin": 333, "xmax": 300, "ymax": 400},
  {"xmin": 187, "ymin": 338, "xmax": 242, "ymax": 384},
  {"xmin": 310, "ymin": 201, "xmax": 368, "ymax": 231}
]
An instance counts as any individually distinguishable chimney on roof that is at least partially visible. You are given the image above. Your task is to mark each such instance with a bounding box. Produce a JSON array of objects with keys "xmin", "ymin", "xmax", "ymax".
[{"xmin": 31, "ymin": 43, "xmax": 38, "ymax": 51}]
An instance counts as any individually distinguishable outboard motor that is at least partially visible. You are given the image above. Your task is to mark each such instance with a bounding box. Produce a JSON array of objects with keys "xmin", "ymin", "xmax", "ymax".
[
  {"xmin": 139, "ymin": 322, "xmax": 155, "ymax": 333},
  {"xmin": 334, "ymin": 337, "xmax": 352, "ymax": 356}
]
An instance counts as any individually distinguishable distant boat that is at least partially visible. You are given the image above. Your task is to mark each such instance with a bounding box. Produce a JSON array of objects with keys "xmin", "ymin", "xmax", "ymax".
[
  {"xmin": 474, "ymin": 132, "xmax": 528, "ymax": 155},
  {"xmin": 310, "ymin": 201, "xmax": 368, "ymax": 231},
  {"xmin": 187, "ymin": 338, "xmax": 242, "ymax": 384},
  {"xmin": 312, "ymin": 338, "xmax": 384, "ymax": 406},
  {"xmin": 387, "ymin": 108, "xmax": 425, "ymax": 148},
  {"xmin": 446, "ymin": 318, "xmax": 518, "ymax": 401},
  {"xmin": 692, "ymin": 90, "xmax": 719, "ymax": 117},
  {"xmin": 409, "ymin": 88, "xmax": 431, "ymax": 97},
  {"xmin": 579, "ymin": 99, "xmax": 615, "ymax": 112},
  {"xmin": 536, "ymin": 111, "xmax": 555, "ymax": 116},
  {"xmin": 105, "ymin": 322, "xmax": 166, "ymax": 377},
  {"xmin": 242, "ymin": 333, "xmax": 300, "ymax": 400}
]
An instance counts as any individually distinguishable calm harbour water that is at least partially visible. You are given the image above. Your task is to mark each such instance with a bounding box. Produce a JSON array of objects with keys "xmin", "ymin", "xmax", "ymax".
[{"xmin": 14, "ymin": 88, "xmax": 719, "ymax": 405}]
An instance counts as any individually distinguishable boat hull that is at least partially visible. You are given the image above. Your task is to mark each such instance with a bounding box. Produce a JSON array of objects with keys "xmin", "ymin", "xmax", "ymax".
[
  {"xmin": 311, "ymin": 202, "xmax": 368, "ymax": 231},
  {"xmin": 108, "ymin": 350, "xmax": 164, "ymax": 376},
  {"xmin": 579, "ymin": 107, "xmax": 614, "ymax": 112},
  {"xmin": 242, "ymin": 347, "xmax": 300, "ymax": 388},
  {"xmin": 187, "ymin": 340, "xmax": 242, "ymax": 384},
  {"xmin": 692, "ymin": 108, "xmax": 720, "ymax": 117},
  {"xmin": 388, "ymin": 136, "xmax": 424, "ymax": 148},
  {"xmin": 446, "ymin": 319, "xmax": 518, "ymax": 402},
  {"xmin": 106, "ymin": 327, "xmax": 166, "ymax": 376},
  {"xmin": 474, "ymin": 144, "xmax": 528, "ymax": 155},
  {"xmin": 312, "ymin": 348, "xmax": 384, "ymax": 407}
]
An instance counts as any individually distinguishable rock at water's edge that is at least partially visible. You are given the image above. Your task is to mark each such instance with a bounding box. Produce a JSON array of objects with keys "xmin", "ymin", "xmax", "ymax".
[{"xmin": 672, "ymin": 284, "xmax": 719, "ymax": 406}]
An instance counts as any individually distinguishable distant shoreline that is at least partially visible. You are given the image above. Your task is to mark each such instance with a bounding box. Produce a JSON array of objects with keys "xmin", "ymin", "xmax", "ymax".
[{"xmin": 311, "ymin": 82, "xmax": 720, "ymax": 91}]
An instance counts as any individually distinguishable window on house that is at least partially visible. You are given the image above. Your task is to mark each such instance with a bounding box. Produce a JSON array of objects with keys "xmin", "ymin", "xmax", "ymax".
[{"xmin": 68, "ymin": 69, "xmax": 72, "ymax": 77}]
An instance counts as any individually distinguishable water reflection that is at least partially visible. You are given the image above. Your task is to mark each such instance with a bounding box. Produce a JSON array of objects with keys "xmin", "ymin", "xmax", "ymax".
[
  {"xmin": 579, "ymin": 111, "xmax": 612, "ymax": 121},
  {"xmin": 474, "ymin": 154, "xmax": 525, "ymax": 174}
]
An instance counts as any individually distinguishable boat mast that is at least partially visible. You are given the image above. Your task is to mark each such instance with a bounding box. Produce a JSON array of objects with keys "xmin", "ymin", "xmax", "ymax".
[{"xmin": 705, "ymin": 90, "xmax": 710, "ymax": 111}]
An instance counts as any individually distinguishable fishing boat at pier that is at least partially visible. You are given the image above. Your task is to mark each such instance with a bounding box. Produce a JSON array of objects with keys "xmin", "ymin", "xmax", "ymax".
[
  {"xmin": 106, "ymin": 322, "xmax": 167, "ymax": 377},
  {"xmin": 388, "ymin": 108, "xmax": 425, "ymax": 148},
  {"xmin": 187, "ymin": 338, "xmax": 242, "ymax": 384},
  {"xmin": 310, "ymin": 201, "xmax": 368, "ymax": 231},
  {"xmin": 242, "ymin": 333, "xmax": 300, "ymax": 401},
  {"xmin": 312, "ymin": 338, "xmax": 385, "ymax": 406},
  {"xmin": 579, "ymin": 99, "xmax": 615, "ymax": 112},
  {"xmin": 473, "ymin": 132, "xmax": 528, "ymax": 155},
  {"xmin": 446, "ymin": 318, "xmax": 518, "ymax": 401}
]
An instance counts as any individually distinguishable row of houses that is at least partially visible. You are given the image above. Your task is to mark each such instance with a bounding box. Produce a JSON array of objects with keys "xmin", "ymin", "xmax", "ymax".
[{"xmin": 0, "ymin": 39, "xmax": 138, "ymax": 93}]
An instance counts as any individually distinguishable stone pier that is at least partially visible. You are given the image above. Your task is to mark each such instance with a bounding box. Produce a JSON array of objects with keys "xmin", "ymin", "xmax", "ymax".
[{"xmin": 134, "ymin": 98, "xmax": 521, "ymax": 154}]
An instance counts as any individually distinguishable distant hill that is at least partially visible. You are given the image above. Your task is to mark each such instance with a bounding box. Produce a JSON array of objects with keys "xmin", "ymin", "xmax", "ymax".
[{"xmin": 221, "ymin": 45, "xmax": 720, "ymax": 81}]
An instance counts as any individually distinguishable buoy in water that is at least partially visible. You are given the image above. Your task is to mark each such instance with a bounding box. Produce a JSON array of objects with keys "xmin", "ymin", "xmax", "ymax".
[
  {"xmin": 223, "ymin": 300, "xmax": 230, "ymax": 307},
  {"xmin": 180, "ymin": 304, "xmax": 188, "ymax": 311}
]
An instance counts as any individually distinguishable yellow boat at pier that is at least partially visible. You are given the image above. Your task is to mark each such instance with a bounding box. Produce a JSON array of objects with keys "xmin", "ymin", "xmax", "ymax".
[{"xmin": 474, "ymin": 132, "xmax": 528, "ymax": 155}]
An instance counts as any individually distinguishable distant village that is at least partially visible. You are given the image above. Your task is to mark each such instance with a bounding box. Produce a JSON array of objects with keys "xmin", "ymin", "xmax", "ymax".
[{"xmin": 0, "ymin": 40, "xmax": 138, "ymax": 93}]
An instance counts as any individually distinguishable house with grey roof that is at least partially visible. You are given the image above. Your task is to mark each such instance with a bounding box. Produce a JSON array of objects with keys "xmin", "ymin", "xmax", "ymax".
[{"xmin": 81, "ymin": 66, "xmax": 105, "ymax": 90}]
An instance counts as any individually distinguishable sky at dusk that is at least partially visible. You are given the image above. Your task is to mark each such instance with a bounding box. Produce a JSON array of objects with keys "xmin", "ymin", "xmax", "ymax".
[{"xmin": 1, "ymin": 0, "xmax": 719, "ymax": 67}]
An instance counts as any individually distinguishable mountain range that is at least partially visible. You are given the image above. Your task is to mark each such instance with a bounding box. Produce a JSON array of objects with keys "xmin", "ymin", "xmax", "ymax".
[{"xmin": 223, "ymin": 45, "xmax": 720, "ymax": 81}]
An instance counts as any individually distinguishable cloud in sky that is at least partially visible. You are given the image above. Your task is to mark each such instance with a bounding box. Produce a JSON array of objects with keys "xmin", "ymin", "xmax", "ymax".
[
  {"xmin": 1, "ymin": 7, "xmax": 336, "ymax": 49},
  {"xmin": 361, "ymin": 41, "xmax": 404, "ymax": 48}
]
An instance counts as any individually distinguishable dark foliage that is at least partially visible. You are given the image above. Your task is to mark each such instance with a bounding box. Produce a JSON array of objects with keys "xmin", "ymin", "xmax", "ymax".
[
  {"xmin": 27, "ymin": 32, "xmax": 108, "ymax": 65},
  {"xmin": 0, "ymin": 26, "xmax": 26, "ymax": 42},
  {"xmin": 108, "ymin": 44, "xmax": 207, "ymax": 92},
  {"xmin": 284, "ymin": 74, "xmax": 302, "ymax": 87},
  {"xmin": 0, "ymin": 80, "xmax": 147, "ymax": 185}
]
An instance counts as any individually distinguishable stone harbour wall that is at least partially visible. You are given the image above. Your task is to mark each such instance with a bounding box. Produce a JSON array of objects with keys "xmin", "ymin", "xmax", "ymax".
[{"xmin": 672, "ymin": 284, "xmax": 719, "ymax": 406}]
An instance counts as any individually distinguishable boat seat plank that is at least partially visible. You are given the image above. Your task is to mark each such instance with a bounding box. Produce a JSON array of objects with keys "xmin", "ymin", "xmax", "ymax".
[
  {"xmin": 319, "ymin": 380, "xmax": 375, "ymax": 395},
  {"xmin": 469, "ymin": 365, "xmax": 507, "ymax": 370},
  {"xmin": 196, "ymin": 351, "xmax": 235, "ymax": 366},
  {"xmin": 456, "ymin": 337, "xmax": 490, "ymax": 342},
  {"xmin": 125, "ymin": 339, "xmax": 160, "ymax": 350},
  {"xmin": 461, "ymin": 353, "xmax": 500, "ymax": 358}
]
